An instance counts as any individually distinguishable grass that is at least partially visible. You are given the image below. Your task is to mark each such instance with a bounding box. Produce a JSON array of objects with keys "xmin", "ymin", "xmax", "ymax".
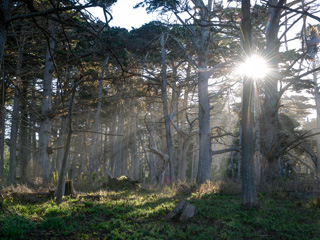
[{"xmin": 0, "ymin": 184, "xmax": 320, "ymax": 239}]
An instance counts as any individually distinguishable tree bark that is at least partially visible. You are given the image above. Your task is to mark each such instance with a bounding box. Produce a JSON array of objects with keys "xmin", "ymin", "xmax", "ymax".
[
  {"xmin": 8, "ymin": 35, "xmax": 24, "ymax": 184},
  {"xmin": 114, "ymin": 103, "xmax": 124, "ymax": 177},
  {"xmin": 260, "ymin": 0, "xmax": 284, "ymax": 182},
  {"xmin": 19, "ymin": 78, "xmax": 29, "ymax": 183},
  {"xmin": 55, "ymin": 81, "xmax": 77, "ymax": 204},
  {"xmin": 89, "ymin": 57, "xmax": 108, "ymax": 174},
  {"xmin": 160, "ymin": 34, "xmax": 175, "ymax": 184},
  {"xmin": 313, "ymin": 61, "xmax": 320, "ymax": 177},
  {"xmin": 0, "ymin": 78, "xmax": 6, "ymax": 182},
  {"xmin": 241, "ymin": 0, "xmax": 258, "ymax": 207},
  {"xmin": 38, "ymin": 21, "xmax": 56, "ymax": 184},
  {"xmin": 196, "ymin": 57, "xmax": 211, "ymax": 184},
  {"xmin": 0, "ymin": 0, "xmax": 11, "ymax": 70},
  {"xmin": 8, "ymin": 87, "xmax": 19, "ymax": 184}
]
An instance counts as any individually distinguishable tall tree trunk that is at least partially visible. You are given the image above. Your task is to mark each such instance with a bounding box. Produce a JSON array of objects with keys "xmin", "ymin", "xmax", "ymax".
[
  {"xmin": 0, "ymin": 78, "xmax": 6, "ymax": 182},
  {"xmin": 19, "ymin": 78, "xmax": 29, "ymax": 183},
  {"xmin": 38, "ymin": 21, "xmax": 56, "ymax": 183},
  {"xmin": 160, "ymin": 34, "xmax": 175, "ymax": 184},
  {"xmin": 8, "ymin": 35, "xmax": 24, "ymax": 184},
  {"xmin": 109, "ymin": 116, "xmax": 116, "ymax": 176},
  {"xmin": 254, "ymin": 82, "xmax": 261, "ymax": 182},
  {"xmin": 89, "ymin": 57, "xmax": 108, "ymax": 174},
  {"xmin": 114, "ymin": 103, "xmax": 124, "ymax": 177},
  {"xmin": 260, "ymin": 0, "xmax": 283, "ymax": 182},
  {"xmin": 132, "ymin": 110, "xmax": 139, "ymax": 180},
  {"xmin": 196, "ymin": 56, "xmax": 211, "ymax": 184},
  {"xmin": 314, "ymin": 61, "xmax": 320, "ymax": 177},
  {"xmin": 241, "ymin": 0, "xmax": 258, "ymax": 207},
  {"xmin": 227, "ymin": 89, "xmax": 234, "ymax": 180},
  {"xmin": 8, "ymin": 87, "xmax": 20, "ymax": 184},
  {"xmin": 195, "ymin": 1, "xmax": 213, "ymax": 184},
  {"xmin": 55, "ymin": 81, "xmax": 76, "ymax": 204},
  {"xmin": 56, "ymin": 116, "xmax": 68, "ymax": 172},
  {"xmin": 0, "ymin": 0, "xmax": 11, "ymax": 69}
]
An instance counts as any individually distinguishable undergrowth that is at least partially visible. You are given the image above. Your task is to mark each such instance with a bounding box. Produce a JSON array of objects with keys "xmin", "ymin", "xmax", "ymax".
[{"xmin": 0, "ymin": 183, "xmax": 319, "ymax": 239}]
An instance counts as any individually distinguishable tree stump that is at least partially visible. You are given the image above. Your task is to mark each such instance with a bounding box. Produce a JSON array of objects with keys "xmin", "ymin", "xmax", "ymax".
[
  {"xmin": 165, "ymin": 200, "xmax": 196, "ymax": 222},
  {"xmin": 64, "ymin": 180, "xmax": 76, "ymax": 196}
]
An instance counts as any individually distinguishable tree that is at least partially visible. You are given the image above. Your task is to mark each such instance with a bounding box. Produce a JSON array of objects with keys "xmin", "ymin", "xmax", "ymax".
[{"xmin": 241, "ymin": 0, "xmax": 258, "ymax": 207}]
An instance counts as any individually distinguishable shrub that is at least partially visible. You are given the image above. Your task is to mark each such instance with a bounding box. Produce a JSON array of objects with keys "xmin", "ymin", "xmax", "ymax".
[{"xmin": 0, "ymin": 215, "xmax": 35, "ymax": 240}]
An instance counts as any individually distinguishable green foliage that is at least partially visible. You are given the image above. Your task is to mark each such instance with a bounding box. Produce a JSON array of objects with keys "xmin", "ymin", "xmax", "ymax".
[
  {"xmin": 39, "ymin": 216, "xmax": 68, "ymax": 231},
  {"xmin": 1, "ymin": 187, "xmax": 320, "ymax": 239},
  {"xmin": 0, "ymin": 215, "xmax": 35, "ymax": 240}
]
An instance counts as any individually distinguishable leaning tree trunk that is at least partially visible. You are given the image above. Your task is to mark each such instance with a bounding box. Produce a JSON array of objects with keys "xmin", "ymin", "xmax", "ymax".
[
  {"xmin": 55, "ymin": 81, "xmax": 77, "ymax": 204},
  {"xmin": 38, "ymin": 21, "xmax": 56, "ymax": 184},
  {"xmin": 241, "ymin": 0, "xmax": 258, "ymax": 207},
  {"xmin": 260, "ymin": 0, "xmax": 283, "ymax": 182},
  {"xmin": 313, "ymin": 61, "xmax": 320, "ymax": 177},
  {"xmin": 160, "ymin": 34, "xmax": 175, "ymax": 184}
]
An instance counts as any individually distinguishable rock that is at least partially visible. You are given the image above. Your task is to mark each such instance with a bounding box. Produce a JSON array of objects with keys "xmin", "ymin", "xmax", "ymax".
[{"xmin": 165, "ymin": 200, "xmax": 196, "ymax": 222}]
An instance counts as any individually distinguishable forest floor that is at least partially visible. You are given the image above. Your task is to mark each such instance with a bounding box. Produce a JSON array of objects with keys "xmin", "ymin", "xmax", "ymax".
[{"xmin": 0, "ymin": 180, "xmax": 320, "ymax": 240}]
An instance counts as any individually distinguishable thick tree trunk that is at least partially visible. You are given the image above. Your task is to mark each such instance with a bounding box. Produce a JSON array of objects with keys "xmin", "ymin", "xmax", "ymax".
[
  {"xmin": 38, "ymin": 21, "xmax": 56, "ymax": 183},
  {"xmin": 241, "ymin": 0, "xmax": 258, "ymax": 207},
  {"xmin": 160, "ymin": 34, "xmax": 175, "ymax": 184},
  {"xmin": 260, "ymin": 0, "xmax": 283, "ymax": 182},
  {"xmin": 196, "ymin": 58, "xmax": 211, "ymax": 185}
]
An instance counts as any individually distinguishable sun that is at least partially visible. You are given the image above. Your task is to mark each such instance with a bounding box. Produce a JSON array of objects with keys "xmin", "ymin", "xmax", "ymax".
[{"xmin": 237, "ymin": 55, "xmax": 270, "ymax": 79}]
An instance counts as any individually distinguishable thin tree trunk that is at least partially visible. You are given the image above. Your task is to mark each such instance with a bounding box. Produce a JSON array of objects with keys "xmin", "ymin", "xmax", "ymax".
[
  {"xmin": 254, "ymin": 82, "xmax": 261, "ymax": 182},
  {"xmin": 114, "ymin": 104, "xmax": 124, "ymax": 177},
  {"xmin": 8, "ymin": 87, "xmax": 20, "ymax": 184},
  {"xmin": 19, "ymin": 78, "xmax": 29, "ymax": 183},
  {"xmin": 0, "ymin": 78, "xmax": 6, "ymax": 182},
  {"xmin": 56, "ymin": 116, "xmax": 68, "ymax": 172},
  {"xmin": 227, "ymin": 89, "xmax": 234, "ymax": 180},
  {"xmin": 89, "ymin": 57, "xmax": 108, "ymax": 174},
  {"xmin": 0, "ymin": 0, "xmax": 11, "ymax": 69},
  {"xmin": 314, "ymin": 61, "xmax": 320, "ymax": 177},
  {"xmin": 133, "ymin": 111, "xmax": 139, "ymax": 180},
  {"xmin": 160, "ymin": 34, "xmax": 175, "ymax": 184},
  {"xmin": 55, "ymin": 81, "xmax": 77, "ymax": 204},
  {"xmin": 8, "ymin": 36, "xmax": 24, "ymax": 184}
]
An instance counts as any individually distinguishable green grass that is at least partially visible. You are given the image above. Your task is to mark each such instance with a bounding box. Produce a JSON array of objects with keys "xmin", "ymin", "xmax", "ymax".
[{"xmin": 0, "ymin": 188, "xmax": 320, "ymax": 239}]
